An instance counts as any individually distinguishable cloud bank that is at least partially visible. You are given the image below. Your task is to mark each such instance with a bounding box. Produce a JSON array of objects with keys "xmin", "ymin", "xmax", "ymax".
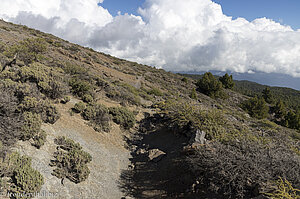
[{"xmin": 1, "ymin": 0, "xmax": 300, "ymax": 77}]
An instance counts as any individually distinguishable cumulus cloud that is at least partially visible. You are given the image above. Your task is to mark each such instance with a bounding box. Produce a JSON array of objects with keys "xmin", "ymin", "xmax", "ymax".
[{"xmin": 1, "ymin": 0, "xmax": 300, "ymax": 77}]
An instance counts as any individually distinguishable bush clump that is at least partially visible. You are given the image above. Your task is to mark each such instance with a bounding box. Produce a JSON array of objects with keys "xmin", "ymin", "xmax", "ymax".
[
  {"xmin": 1, "ymin": 152, "xmax": 44, "ymax": 197},
  {"xmin": 32, "ymin": 130, "xmax": 47, "ymax": 149},
  {"xmin": 21, "ymin": 112, "xmax": 42, "ymax": 141},
  {"xmin": 196, "ymin": 72, "xmax": 224, "ymax": 98},
  {"xmin": 242, "ymin": 96, "xmax": 269, "ymax": 119},
  {"xmin": 4, "ymin": 38, "xmax": 47, "ymax": 65},
  {"xmin": 82, "ymin": 104, "xmax": 111, "ymax": 132},
  {"xmin": 69, "ymin": 78, "xmax": 92, "ymax": 97},
  {"xmin": 73, "ymin": 102, "xmax": 86, "ymax": 113},
  {"xmin": 51, "ymin": 136, "xmax": 92, "ymax": 184},
  {"xmin": 109, "ymin": 107, "xmax": 136, "ymax": 129}
]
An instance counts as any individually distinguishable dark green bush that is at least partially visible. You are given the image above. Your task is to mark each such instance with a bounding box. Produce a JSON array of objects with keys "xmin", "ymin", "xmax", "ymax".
[
  {"xmin": 73, "ymin": 102, "xmax": 86, "ymax": 113},
  {"xmin": 82, "ymin": 104, "xmax": 111, "ymax": 132},
  {"xmin": 63, "ymin": 62, "xmax": 87, "ymax": 75},
  {"xmin": 272, "ymin": 100, "xmax": 287, "ymax": 119},
  {"xmin": 51, "ymin": 136, "xmax": 92, "ymax": 184},
  {"xmin": 262, "ymin": 87, "xmax": 274, "ymax": 104},
  {"xmin": 219, "ymin": 73, "xmax": 234, "ymax": 89},
  {"xmin": 284, "ymin": 109, "xmax": 300, "ymax": 131},
  {"xmin": 69, "ymin": 78, "xmax": 92, "ymax": 97},
  {"xmin": 196, "ymin": 72, "xmax": 223, "ymax": 98},
  {"xmin": 109, "ymin": 106, "xmax": 135, "ymax": 129},
  {"xmin": 242, "ymin": 96, "xmax": 269, "ymax": 119}
]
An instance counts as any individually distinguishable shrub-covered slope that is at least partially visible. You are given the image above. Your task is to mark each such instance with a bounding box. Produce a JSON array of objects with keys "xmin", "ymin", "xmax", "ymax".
[{"xmin": 0, "ymin": 20, "xmax": 299, "ymax": 198}]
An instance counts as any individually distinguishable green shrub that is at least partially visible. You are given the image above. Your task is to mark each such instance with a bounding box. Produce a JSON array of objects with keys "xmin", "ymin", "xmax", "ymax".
[
  {"xmin": 272, "ymin": 100, "xmax": 287, "ymax": 119},
  {"xmin": 263, "ymin": 177, "xmax": 300, "ymax": 199},
  {"xmin": 219, "ymin": 73, "xmax": 234, "ymax": 89},
  {"xmin": 242, "ymin": 96, "xmax": 269, "ymax": 119},
  {"xmin": 181, "ymin": 77, "xmax": 188, "ymax": 83},
  {"xmin": 17, "ymin": 63, "xmax": 67, "ymax": 99},
  {"xmin": 82, "ymin": 104, "xmax": 111, "ymax": 132},
  {"xmin": 148, "ymin": 87, "xmax": 163, "ymax": 96},
  {"xmin": 73, "ymin": 102, "xmax": 86, "ymax": 113},
  {"xmin": 40, "ymin": 102, "xmax": 60, "ymax": 124},
  {"xmin": 4, "ymin": 38, "xmax": 47, "ymax": 65},
  {"xmin": 17, "ymin": 96, "xmax": 39, "ymax": 112},
  {"xmin": 82, "ymin": 94, "xmax": 94, "ymax": 103},
  {"xmin": 2, "ymin": 152, "xmax": 44, "ymax": 197},
  {"xmin": 63, "ymin": 62, "xmax": 87, "ymax": 75},
  {"xmin": 196, "ymin": 72, "xmax": 223, "ymax": 98},
  {"xmin": 21, "ymin": 112, "xmax": 42, "ymax": 141},
  {"xmin": 262, "ymin": 87, "xmax": 274, "ymax": 104},
  {"xmin": 51, "ymin": 136, "xmax": 92, "ymax": 184},
  {"xmin": 190, "ymin": 88, "xmax": 197, "ymax": 100},
  {"xmin": 69, "ymin": 78, "xmax": 92, "ymax": 97},
  {"xmin": 284, "ymin": 109, "xmax": 300, "ymax": 131},
  {"xmin": 32, "ymin": 130, "xmax": 47, "ymax": 149},
  {"xmin": 109, "ymin": 107, "xmax": 136, "ymax": 129}
]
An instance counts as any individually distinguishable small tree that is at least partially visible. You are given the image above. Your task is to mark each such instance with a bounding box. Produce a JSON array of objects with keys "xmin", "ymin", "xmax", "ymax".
[
  {"xmin": 242, "ymin": 96, "xmax": 269, "ymax": 119},
  {"xmin": 284, "ymin": 109, "xmax": 300, "ymax": 130},
  {"xmin": 196, "ymin": 72, "xmax": 223, "ymax": 98},
  {"xmin": 272, "ymin": 100, "xmax": 287, "ymax": 119},
  {"xmin": 262, "ymin": 87, "xmax": 274, "ymax": 104},
  {"xmin": 219, "ymin": 73, "xmax": 234, "ymax": 89},
  {"xmin": 190, "ymin": 88, "xmax": 197, "ymax": 100}
]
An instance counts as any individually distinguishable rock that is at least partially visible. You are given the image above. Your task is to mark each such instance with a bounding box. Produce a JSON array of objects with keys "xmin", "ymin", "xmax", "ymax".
[
  {"xmin": 136, "ymin": 148, "xmax": 147, "ymax": 155},
  {"xmin": 148, "ymin": 149, "xmax": 166, "ymax": 162},
  {"xmin": 190, "ymin": 130, "xmax": 206, "ymax": 145}
]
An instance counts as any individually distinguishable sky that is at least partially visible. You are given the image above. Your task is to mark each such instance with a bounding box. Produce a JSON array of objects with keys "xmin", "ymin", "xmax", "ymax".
[{"xmin": 0, "ymin": 0, "xmax": 300, "ymax": 87}]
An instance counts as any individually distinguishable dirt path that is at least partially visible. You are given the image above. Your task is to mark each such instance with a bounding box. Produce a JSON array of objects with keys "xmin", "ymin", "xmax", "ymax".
[{"xmin": 13, "ymin": 100, "xmax": 131, "ymax": 199}]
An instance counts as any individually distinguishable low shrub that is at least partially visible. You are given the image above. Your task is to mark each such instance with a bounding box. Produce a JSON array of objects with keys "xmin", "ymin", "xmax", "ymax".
[
  {"xmin": 4, "ymin": 38, "xmax": 47, "ymax": 65},
  {"xmin": 32, "ymin": 130, "xmax": 47, "ymax": 149},
  {"xmin": 69, "ymin": 78, "xmax": 92, "ymax": 97},
  {"xmin": 1, "ymin": 152, "xmax": 44, "ymax": 197},
  {"xmin": 148, "ymin": 87, "xmax": 163, "ymax": 96},
  {"xmin": 51, "ymin": 136, "xmax": 92, "ymax": 184},
  {"xmin": 73, "ymin": 102, "xmax": 86, "ymax": 113},
  {"xmin": 82, "ymin": 104, "xmax": 111, "ymax": 132},
  {"xmin": 21, "ymin": 112, "xmax": 42, "ymax": 141},
  {"xmin": 263, "ymin": 177, "xmax": 300, "ymax": 199},
  {"xmin": 109, "ymin": 107, "xmax": 136, "ymax": 129}
]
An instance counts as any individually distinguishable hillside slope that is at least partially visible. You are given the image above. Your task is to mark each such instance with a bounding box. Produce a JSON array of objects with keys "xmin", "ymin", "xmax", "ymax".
[{"xmin": 0, "ymin": 20, "xmax": 299, "ymax": 199}]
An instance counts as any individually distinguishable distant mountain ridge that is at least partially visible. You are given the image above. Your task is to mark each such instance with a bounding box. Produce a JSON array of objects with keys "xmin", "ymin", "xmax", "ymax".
[{"xmin": 179, "ymin": 73, "xmax": 300, "ymax": 109}]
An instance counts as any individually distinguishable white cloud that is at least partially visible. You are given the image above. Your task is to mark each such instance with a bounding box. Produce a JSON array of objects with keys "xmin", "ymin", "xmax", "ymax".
[{"xmin": 1, "ymin": 0, "xmax": 300, "ymax": 77}]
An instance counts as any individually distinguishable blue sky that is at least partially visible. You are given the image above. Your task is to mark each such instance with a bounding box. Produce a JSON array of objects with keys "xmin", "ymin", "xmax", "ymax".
[
  {"xmin": 102, "ymin": 0, "xmax": 300, "ymax": 30},
  {"xmin": 101, "ymin": 0, "xmax": 146, "ymax": 16}
]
